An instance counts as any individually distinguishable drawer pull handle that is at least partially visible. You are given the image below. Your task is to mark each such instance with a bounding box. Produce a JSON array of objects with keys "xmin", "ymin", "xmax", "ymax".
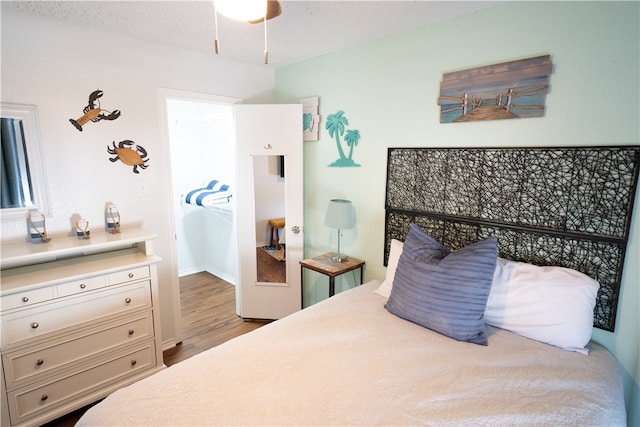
[
  {"xmin": 80, "ymin": 283, "xmax": 86, "ymax": 289},
  {"xmin": 128, "ymin": 329, "xmax": 134, "ymax": 335},
  {"xmin": 131, "ymin": 360, "xmax": 137, "ymax": 366},
  {"xmin": 36, "ymin": 359, "xmax": 44, "ymax": 366},
  {"xmin": 31, "ymin": 322, "xmax": 39, "ymax": 329},
  {"xmin": 22, "ymin": 296, "xmax": 29, "ymax": 303},
  {"xmin": 128, "ymin": 273, "xmax": 134, "ymax": 278},
  {"xmin": 40, "ymin": 394, "xmax": 48, "ymax": 402},
  {"xmin": 125, "ymin": 297, "xmax": 132, "ymax": 304}
]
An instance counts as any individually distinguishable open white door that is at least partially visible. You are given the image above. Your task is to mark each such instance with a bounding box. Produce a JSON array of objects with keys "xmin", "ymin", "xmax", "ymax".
[{"xmin": 235, "ymin": 104, "xmax": 303, "ymax": 319}]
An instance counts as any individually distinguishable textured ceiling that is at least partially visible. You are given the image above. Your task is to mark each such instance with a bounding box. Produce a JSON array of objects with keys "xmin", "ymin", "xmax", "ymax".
[{"xmin": 2, "ymin": 1, "xmax": 504, "ymax": 67}]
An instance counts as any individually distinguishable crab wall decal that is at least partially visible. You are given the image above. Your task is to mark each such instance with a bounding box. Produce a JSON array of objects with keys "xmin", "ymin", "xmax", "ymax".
[
  {"xmin": 107, "ymin": 140, "xmax": 149, "ymax": 174},
  {"xmin": 70, "ymin": 89, "xmax": 121, "ymax": 131}
]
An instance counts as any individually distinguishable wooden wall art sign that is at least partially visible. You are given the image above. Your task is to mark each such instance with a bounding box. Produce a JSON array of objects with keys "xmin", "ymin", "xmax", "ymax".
[
  {"xmin": 438, "ymin": 55, "xmax": 552, "ymax": 123},
  {"xmin": 300, "ymin": 96, "xmax": 320, "ymax": 141}
]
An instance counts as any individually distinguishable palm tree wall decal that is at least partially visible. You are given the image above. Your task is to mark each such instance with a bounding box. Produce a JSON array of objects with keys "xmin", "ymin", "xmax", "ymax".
[
  {"xmin": 325, "ymin": 110, "xmax": 361, "ymax": 167},
  {"xmin": 345, "ymin": 129, "xmax": 360, "ymax": 162}
]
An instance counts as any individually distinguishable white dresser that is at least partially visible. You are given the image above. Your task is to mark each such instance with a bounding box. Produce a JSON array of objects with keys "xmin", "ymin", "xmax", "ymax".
[{"xmin": 0, "ymin": 228, "xmax": 164, "ymax": 426}]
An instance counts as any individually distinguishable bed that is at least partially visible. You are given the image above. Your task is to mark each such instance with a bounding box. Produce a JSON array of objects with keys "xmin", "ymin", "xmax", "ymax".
[
  {"xmin": 78, "ymin": 146, "xmax": 638, "ymax": 426},
  {"xmin": 78, "ymin": 280, "xmax": 625, "ymax": 426}
]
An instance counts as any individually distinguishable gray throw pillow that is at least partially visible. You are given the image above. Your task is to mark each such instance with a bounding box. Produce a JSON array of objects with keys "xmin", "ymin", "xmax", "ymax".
[{"xmin": 385, "ymin": 224, "xmax": 497, "ymax": 345}]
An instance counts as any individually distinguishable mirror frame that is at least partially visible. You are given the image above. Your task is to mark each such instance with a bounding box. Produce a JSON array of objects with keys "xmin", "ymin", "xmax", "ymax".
[{"xmin": 1, "ymin": 103, "xmax": 51, "ymax": 220}]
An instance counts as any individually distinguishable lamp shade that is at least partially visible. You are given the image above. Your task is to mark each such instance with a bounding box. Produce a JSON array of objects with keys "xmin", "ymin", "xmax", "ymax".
[{"xmin": 324, "ymin": 199, "xmax": 355, "ymax": 229}]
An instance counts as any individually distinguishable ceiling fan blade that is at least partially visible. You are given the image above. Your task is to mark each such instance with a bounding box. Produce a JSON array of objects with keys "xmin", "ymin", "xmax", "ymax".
[{"xmin": 248, "ymin": 0, "xmax": 281, "ymax": 24}]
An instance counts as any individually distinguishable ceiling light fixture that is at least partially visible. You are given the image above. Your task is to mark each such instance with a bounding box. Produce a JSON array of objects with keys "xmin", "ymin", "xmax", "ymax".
[{"xmin": 213, "ymin": 0, "xmax": 270, "ymax": 64}]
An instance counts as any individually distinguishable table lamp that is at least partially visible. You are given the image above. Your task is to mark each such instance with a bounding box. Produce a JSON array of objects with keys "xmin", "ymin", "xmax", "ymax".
[{"xmin": 324, "ymin": 199, "xmax": 355, "ymax": 262}]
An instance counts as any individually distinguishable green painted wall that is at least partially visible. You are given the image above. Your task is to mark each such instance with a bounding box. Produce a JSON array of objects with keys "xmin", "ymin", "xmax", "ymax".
[{"xmin": 276, "ymin": 1, "xmax": 639, "ymax": 424}]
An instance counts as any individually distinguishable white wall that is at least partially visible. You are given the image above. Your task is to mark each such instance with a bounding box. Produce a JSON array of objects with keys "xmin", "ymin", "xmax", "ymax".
[
  {"xmin": 275, "ymin": 1, "xmax": 640, "ymax": 424},
  {"xmin": 0, "ymin": 9, "xmax": 275, "ymax": 348}
]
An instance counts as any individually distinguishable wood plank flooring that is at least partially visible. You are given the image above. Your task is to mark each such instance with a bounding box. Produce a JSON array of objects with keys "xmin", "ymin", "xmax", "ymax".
[
  {"xmin": 42, "ymin": 272, "xmax": 270, "ymax": 427},
  {"xmin": 163, "ymin": 271, "xmax": 270, "ymax": 365},
  {"xmin": 256, "ymin": 245, "xmax": 287, "ymax": 283}
]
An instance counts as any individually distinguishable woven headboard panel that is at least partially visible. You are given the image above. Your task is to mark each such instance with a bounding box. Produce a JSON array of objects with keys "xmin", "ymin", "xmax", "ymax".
[{"xmin": 384, "ymin": 146, "xmax": 640, "ymax": 332}]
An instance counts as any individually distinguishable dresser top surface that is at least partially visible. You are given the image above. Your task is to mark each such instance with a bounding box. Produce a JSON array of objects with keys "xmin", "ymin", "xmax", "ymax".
[{"xmin": 1, "ymin": 227, "xmax": 157, "ymax": 270}]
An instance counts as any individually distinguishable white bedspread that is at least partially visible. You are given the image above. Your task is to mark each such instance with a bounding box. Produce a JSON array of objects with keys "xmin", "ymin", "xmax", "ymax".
[{"xmin": 78, "ymin": 280, "xmax": 626, "ymax": 426}]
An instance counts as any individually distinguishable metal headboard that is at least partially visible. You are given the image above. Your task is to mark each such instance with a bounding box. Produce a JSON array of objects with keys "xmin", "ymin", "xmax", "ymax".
[{"xmin": 384, "ymin": 146, "xmax": 640, "ymax": 332}]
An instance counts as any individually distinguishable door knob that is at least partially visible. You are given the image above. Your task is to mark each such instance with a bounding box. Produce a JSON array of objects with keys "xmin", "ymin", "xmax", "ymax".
[{"xmin": 291, "ymin": 226, "xmax": 300, "ymax": 234}]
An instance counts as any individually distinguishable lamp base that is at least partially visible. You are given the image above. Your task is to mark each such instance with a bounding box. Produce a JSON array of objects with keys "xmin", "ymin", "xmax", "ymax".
[{"xmin": 330, "ymin": 253, "xmax": 348, "ymax": 263}]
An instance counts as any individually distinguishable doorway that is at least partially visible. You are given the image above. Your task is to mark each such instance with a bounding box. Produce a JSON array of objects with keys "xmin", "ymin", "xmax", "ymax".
[
  {"xmin": 160, "ymin": 97, "xmax": 302, "ymax": 327},
  {"xmin": 165, "ymin": 94, "xmax": 239, "ymax": 284}
]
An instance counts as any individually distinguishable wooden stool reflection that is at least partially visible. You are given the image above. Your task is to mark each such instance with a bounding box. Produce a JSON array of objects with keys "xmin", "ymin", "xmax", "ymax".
[{"xmin": 268, "ymin": 217, "xmax": 285, "ymax": 250}]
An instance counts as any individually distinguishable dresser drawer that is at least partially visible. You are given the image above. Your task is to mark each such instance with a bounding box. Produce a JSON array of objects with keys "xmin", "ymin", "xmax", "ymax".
[
  {"xmin": 1, "ymin": 281, "xmax": 152, "ymax": 349},
  {"xmin": 7, "ymin": 342, "xmax": 156, "ymax": 424},
  {"xmin": 1, "ymin": 287, "xmax": 55, "ymax": 312},
  {"xmin": 3, "ymin": 312, "xmax": 154, "ymax": 389},
  {"xmin": 109, "ymin": 266, "xmax": 150, "ymax": 285},
  {"xmin": 56, "ymin": 276, "xmax": 106, "ymax": 298}
]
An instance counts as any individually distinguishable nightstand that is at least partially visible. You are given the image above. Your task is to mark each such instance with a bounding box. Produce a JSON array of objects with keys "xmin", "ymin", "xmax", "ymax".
[{"xmin": 300, "ymin": 253, "xmax": 365, "ymax": 297}]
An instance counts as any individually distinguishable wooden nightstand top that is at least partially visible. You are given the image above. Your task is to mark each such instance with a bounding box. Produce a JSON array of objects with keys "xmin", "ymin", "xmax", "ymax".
[{"xmin": 299, "ymin": 252, "xmax": 365, "ymax": 277}]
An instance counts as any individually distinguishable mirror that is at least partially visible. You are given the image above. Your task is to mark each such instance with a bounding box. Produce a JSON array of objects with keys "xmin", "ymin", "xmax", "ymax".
[
  {"xmin": 253, "ymin": 155, "xmax": 286, "ymax": 284},
  {"xmin": 1, "ymin": 103, "xmax": 51, "ymax": 220}
]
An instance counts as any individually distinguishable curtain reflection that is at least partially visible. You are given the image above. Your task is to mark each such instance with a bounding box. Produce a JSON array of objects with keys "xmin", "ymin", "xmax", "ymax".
[{"xmin": 1, "ymin": 117, "xmax": 33, "ymax": 208}]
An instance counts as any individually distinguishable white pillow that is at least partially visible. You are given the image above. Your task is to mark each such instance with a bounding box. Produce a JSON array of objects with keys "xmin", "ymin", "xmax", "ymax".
[
  {"xmin": 374, "ymin": 239, "xmax": 403, "ymax": 298},
  {"xmin": 485, "ymin": 258, "xmax": 600, "ymax": 355}
]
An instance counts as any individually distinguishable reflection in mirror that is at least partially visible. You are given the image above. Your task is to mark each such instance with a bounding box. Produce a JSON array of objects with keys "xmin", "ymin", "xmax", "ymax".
[
  {"xmin": 0, "ymin": 103, "xmax": 50, "ymax": 220},
  {"xmin": 253, "ymin": 155, "xmax": 287, "ymax": 284},
  {"xmin": 1, "ymin": 117, "xmax": 32, "ymax": 208}
]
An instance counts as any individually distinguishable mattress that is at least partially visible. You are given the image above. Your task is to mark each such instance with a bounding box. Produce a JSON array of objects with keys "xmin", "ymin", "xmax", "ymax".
[{"xmin": 77, "ymin": 280, "xmax": 626, "ymax": 426}]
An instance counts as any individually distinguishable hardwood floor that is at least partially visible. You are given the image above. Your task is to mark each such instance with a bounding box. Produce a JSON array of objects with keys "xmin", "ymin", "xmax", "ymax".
[
  {"xmin": 256, "ymin": 245, "xmax": 287, "ymax": 283},
  {"xmin": 163, "ymin": 271, "xmax": 269, "ymax": 365},
  {"xmin": 42, "ymin": 272, "xmax": 270, "ymax": 427}
]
